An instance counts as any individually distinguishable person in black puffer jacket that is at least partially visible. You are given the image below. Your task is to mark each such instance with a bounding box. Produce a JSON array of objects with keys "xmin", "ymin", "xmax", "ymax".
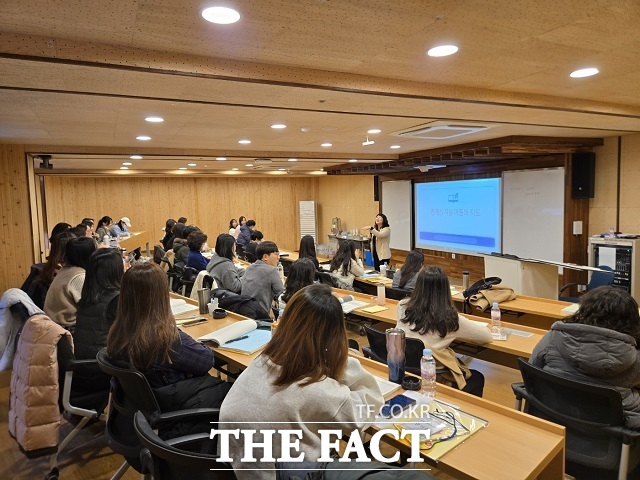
[{"xmin": 173, "ymin": 224, "xmax": 199, "ymax": 268}]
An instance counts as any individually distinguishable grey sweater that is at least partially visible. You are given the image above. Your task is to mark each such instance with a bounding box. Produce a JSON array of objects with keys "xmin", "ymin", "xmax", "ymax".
[
  {"xmin": 219, "ymin": 355, "xmax": 384, "ymax": 480},
  {"xmin": 241, "ymin": 260, "xmax": 284, "ymax": 314},
  {"xmin": 206, "ymin": 253, "xmax": 244, "ymax": 293},
  {"xmin": 531, "ymin": 321, "xmax": 640, "ymax": 430}
]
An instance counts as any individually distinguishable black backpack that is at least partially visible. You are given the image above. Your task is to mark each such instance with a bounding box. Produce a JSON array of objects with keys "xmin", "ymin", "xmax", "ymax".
[
  {"xmin": 211, "ymin": 288, "xmax": 271, "ymax": 320},
  {"xmin": 462, "ymin": 276, "xmax": 502, "ymax": 299}
]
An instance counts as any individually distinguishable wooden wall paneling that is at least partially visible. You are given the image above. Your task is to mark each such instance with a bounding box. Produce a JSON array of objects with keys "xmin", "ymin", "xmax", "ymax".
[
  {"xmin": 0, "ymin": 144, "xmax": 34, "ymax": 292},
  {"xmin": 43, "ymin": 176, "xmax": 319, "ymax": 253},
  {"xmin": 317, "ymin": 175, "xmax": 380, "ymax": 245},
  {"xmin": 562, "ymin": 153, "xmax": 590, "ymax": 294}
]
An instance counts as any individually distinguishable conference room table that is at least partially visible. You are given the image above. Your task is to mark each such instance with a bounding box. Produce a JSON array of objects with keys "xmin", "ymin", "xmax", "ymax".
[
  {"xmin": 115, "ymin": 230, "xmax": 153, "ymax": 258},
  {"xmin": 354, "ymin": 270, "xmax": 572, "ymax": 331},
  {"xmin": 173, "ymin": 293, "xmax": 565, "ymax": 480},
  {"xmin": 278, "ymin": 248, "xmax": 332, "ymax": 264}
]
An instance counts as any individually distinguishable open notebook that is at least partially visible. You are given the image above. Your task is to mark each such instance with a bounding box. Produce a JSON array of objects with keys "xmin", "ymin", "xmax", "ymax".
[
  {"xmin": 336, "ymin": 295, "xmax": 369, "ymax": 314},
  {"xmin": 170, "ymin": 297, "xmax": 198, "ymax": 316},
  {"xmin": 198, "ymin": 319, "xmax": 271, "ymax": 355}
]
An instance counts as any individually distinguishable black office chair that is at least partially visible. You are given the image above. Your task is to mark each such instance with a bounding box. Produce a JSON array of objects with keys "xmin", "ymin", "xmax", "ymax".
[
  {"xmin": 180, "ymin": 266, "xmax": 199, "ymax": 297},
  {"xmin": 558, "ymin": 265, "xmax": 615, "ymax": 302},
  {"xmin": 385, "ymin": 286, "xmax": 412, "ymax": 301},
  {"xmin": 361, "ymin": 324, "xmax": 427, "ymax": 376},
  {"xmin": 512, "ymin": 358, "xmax": 640, "ymax": 479},
  {"xmin": 96, "ymin": 348, "xmax": 222, "ymax": 479},
  {"xmin": 134, "ymin": 411, "xmax": 236, "ymax": 480}
]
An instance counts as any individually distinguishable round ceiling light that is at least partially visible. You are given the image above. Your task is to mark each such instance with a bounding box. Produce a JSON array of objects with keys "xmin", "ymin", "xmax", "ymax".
[
  {"xmin": 349, "ymin": 159, "xmax": 358, "ymax": 163},
  {"xmin": 122, "ymin": 162, "xmax": 133, "ymax": 166},
  {"xmin": 216, "ymin": 157, "xmax": 227, "ymax": 161},
  {"xmin": 245, "ymin": 163, "xmax": 254, "ymax": 167},
  {"xmin": 321, "ymin": 142, "xmax": 332, "ymax": 147},
  {"xmin": 201, "ymin": 7, "xmax": 240, "ymax": 24},
  {"xmin": 367, "ymin": 129, "xmax": 381, "ymax": 134},
  {"xmin": 179, "ymin": 167, "xmax": 187, "ymax": 170},
  {"xmin": 130, "ymin": 155, "xmax": 142, "ymax": 159},
  {"xmin": 390, "ymin": 145, "xmax": 401, "ymax": 149},
  {"xmin": 120, "ymin": 166, "xmax": 129, "ymax": 170},
  {"xmin": 136, "ymin": 135, "xmax": 151, "ymax": 141},
  {"xmin": 145, "ymin": 116, "xmax": 164, "ymax": 123},
  {"xmin": 288, "ymin": 158, "xmax": 297, "ymax": 162},
  {"xmin": 427, "ymin": 45, "xmax": 459, "ymax": 57},
  {"xmin": 231, "ymin": 167, "xmax": 239, "ymax": 171},
  {"xmin": 187, "ymin": 163, "xmax": 197, "ymax": 166},
  {"xmin": 570, "ymin": 67, "xmax": 599, "ymax": 78},
  {"xmin": 238, "ymin": 139, "xmax": 251, "ymax": 144},
  {"xmin": 271, "ymin": 124, "xmax": 286, "ymax": 129}
]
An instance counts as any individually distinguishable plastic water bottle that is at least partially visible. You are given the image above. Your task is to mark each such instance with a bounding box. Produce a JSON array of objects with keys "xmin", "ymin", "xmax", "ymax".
[
  {"xmin": 277, "ymin": 262, "xmax": 284, "ymax": 282},
  {"xmin": 609, "ymin": 226, "xmax": 616, "ymax": 238},
  {"xmin": 103, "ymin": 234, "xmax": 110, "ymax": 246},
  {"xmin": 420, "ymin": 348, "xmax": 437, "ymax": 399},
  {"xmin": 491, "ymin": 302, "xmax": 502, "ymax": 334}
]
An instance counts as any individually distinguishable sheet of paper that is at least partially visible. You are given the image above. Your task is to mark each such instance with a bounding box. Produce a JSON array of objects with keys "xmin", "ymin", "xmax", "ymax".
[
  {"xmin": 597, "ymin": 246, "xmax": 616, "ymax": 270},
  {"xmin": 360, "ymin": 305, "xmax": 389, "ymax": 313}
]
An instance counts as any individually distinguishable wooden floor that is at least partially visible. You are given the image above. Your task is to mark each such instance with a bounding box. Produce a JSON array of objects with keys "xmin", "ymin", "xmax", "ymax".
[{"xmin": 0, "ymin": 330, "xmax": 522, "ymax": 480}]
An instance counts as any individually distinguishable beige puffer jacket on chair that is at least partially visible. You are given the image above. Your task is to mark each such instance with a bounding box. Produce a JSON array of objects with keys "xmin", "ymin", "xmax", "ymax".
[{"xmin": 8, "ymin": 313, "xmax": 73, "ymax": 455}]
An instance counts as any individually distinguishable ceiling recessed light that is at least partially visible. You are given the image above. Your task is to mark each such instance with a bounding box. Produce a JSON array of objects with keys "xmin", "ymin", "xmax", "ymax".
[
  {"xmin": 201, "ymin": 6, "xmax": 240, "ymax": 24},
  {"xmin": 238, "ymin": 139, "xmax": 251, "ymax": 144},
  {"xmin": 136, "ymin": 135, "xmax": 151, "ymax": 141},
  {"xmin": 349, "ymin": 159, "xmax": 358, "ymax": 163},
  {"xmin": 245, "ymin": 163, "xmax": 254, "ymax": 167},
  {"xmin": 321, "ymin": 142, "xmax": 332, "ymax": 147},
  {"xmin": 570, "ymin": 67, "xmax": 599, "ymax": 78},
  {"xmin": 271, "ymin": 124, "xmax": 286, "ymax": 129},
  {"xmin": 122, "ymin": 162, "xmax": 133, "ymax": 166},
  {"xmin": 390, "ymin": 145, "xmax": 401, "ymax": 149},
  {"xmin": 216, "ymin": 157, "xmax": 227, "ymax": 161},
  {"xmin": 145, "ymin": 116, "xmax": 164, "ymax": 123},
  {"xmin": 231, "ymin": 167, "xmax": 239, "ymax": 171},
  {"xmin": 288, "ymin": 158, "xmax": 297, "ymax": 162},
  {"xmin": 187, "ymin": 163, "xmax": 197, "ymax": 167},
  {"xmin": 179, "ymin": 167, "xmax": 187, "ymax": 170},
  {"xmin": 427, "ymin": 45, "xmax": 459, "ymax": 57},
  {"xmin": 120, "ymin": 166, "xmax": 129, "ymax": 170},
  {"xmin": 130, "ymin": 155, "xmax": 142, "ymax": 159},
  {"xmin": 367, "ymin": 129, "xmax": 381, "ymax": 134},
  {"xmin": 278, "ymin": 168, "xmax": 286, "ymax": 171}
]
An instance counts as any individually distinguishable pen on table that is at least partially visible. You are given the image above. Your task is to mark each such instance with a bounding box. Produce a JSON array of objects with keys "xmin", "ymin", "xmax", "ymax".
[{"xmin": 225, "ymin": 335, "xmax": 249, "ymax": 344}]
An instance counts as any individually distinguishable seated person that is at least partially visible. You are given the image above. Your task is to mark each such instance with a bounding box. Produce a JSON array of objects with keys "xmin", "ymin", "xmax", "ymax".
[
  {"xmin": 530, "ymin": 285, "xmax": 640, "ymax": 429},
  {"xmin": 160, "ymin": 218, "xmax": 176, "ymax": 250},
  {"xmin": 236, "ymin": 219, "xmax": 256, "ymax": 250},
  {"xmin": 44, "ymin": 236, "xmax": 97, "ymax": 328},
  {"xmin": 72, "ymin": 248, "xmax": 123, "ymax": 398},
  {"xmin": 278, "ymin": 258, "xmax": 315, "ymax": 310},
  {"xmin": 27, "ymin": 231, "xmax": 75, "ymax": 308},
  {"xmin": 185, "ymin": 231, "xmax": 208, "ymax": 271},
  {"xmin": 220, "ymin": 284, "xmax": 384, "ymax": 479},
  {"xmin": 110, "ymin": 217, "xmax": 131, "ymax": 237},
  {"xmin": 397, "ymin": 266, "xmax": 492, "ymax": 397},
  {"xmin": 70, "ymin": 223, "xmax": 92, "ymax": 239},
  {"xmin": 241, "ymin": 241, "xmax": 284, "ymax": 315},
  {"xmin": 206, "ymin": 234, "xmax": 244, "ymax": 293},
  {"xmin": 173, "ymin": 224, "xmax": 198, "ymax": 268},
  {"xmin": 329, "ymin": 240, "xmax": 365, "ymax": 290},
  {"xmin": 95, "ymin": 216, "xmax": 112, "ymax": 241},
  {"xmin": 243, "ymin": 229, "xmax": 263, "ymax": 262},
  {"xmin": 392, "ymin": 249, "xmax": 424, "ymax": 291},
  {"xmin": 298, "ymin": 234, "xmax": 320, "ymax": 270},
  {"xmin": 107, "ymin": 263, "xmax": 230, "ymax": 417}
]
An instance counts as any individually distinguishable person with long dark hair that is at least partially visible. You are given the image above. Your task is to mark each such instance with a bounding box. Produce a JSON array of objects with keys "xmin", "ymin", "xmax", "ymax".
[
  {"xmin": 362, "ymin": 213, "xmax": 391, "ymax": 271},
  {"xmin": 50, "ymin": 222, "xmax": 72, "ymax": 240},
  {"xmin": 278, "ymin": 258, "xmax": 315, "ymax": 308},
  {"xmin": 228, "ymin": 218, "xmax": 238, "ymax": 236},
  {"xmin": 44, "ymin": 236, "xmax": 97, "ymax": 327},
  {"xmin": 531, "ymin": 286, "xmax": 640, "ymax": 429},
  {"xmin": 206, "ymin": 233, "xmax": 245, "ymax": 293},
  {"xmin": 235, "ymin": 216, "xmax": 246, "ymax": 241},
  {"xmin": 329, "ymin": 240, "xmax": 364, "ymax": 290},
  {"xmin": 26, "ymin": 231, "xmax": 76, "ymax": 308},
  {"xmin": 397, "ymin": 266, "xmax": 491, "ymax": 397},
  {"xmin": 160, "ymin": 218, "xmax": 176, "ymax": 250},
  {"xmin": 73, "ymin": 248, "xmax": 124, "ymax": 360},
  {"xmin": 392, "ymin": 250, "xmax": 424, "ymax": 290},
  {"xmin": 107, "ymin": 263, "xmax": 229, "ymax": 415},
  {"xmin": 220, "ymin": 284, "xmax": 383, "ymax": 479},
  {"xmin": 298, "ymin": 235, "xmax": 320, "ymax": 270},
  {"xmin": 95, "ymin": 216, "xmax": 112, "ymax": 240}
]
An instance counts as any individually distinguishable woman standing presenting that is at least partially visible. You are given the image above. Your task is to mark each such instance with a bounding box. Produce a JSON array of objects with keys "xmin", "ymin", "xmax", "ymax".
[{"xmin": 362, "ymin": 213, "xmax": 391, "ymax": 271}]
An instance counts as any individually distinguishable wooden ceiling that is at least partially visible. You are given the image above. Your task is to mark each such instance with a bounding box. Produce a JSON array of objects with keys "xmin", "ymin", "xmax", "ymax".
[{"xmin": 2, "ymin": 0, "xmax": 640, "ymax": 175}]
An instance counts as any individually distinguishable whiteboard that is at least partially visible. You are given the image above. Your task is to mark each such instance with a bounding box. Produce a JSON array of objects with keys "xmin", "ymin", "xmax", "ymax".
[
  {"xmin": 381, "ymin": 180, "xmax": 411, "ymax": 251},
  {"xmin": 503, "ymin": 168, "xmax": 564, "ymax": 262}
]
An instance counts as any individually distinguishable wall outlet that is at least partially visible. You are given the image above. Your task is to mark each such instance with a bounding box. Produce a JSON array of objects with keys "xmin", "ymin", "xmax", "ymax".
[
  {"xmin": 452, "ymin": 253, "xmax": 456, "ymax": 259},
  {"xmin": 573, "ymin": 220, "xmax": 583, "ymax": 235}
]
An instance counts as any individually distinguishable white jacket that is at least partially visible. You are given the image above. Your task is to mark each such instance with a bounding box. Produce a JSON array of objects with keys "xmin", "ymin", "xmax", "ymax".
[{"xmin": 0, "ymin": 289, "xmax": 44, "ymax": 371}]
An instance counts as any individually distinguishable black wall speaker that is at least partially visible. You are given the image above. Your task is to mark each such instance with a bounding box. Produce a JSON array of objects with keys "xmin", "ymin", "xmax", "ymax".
[
  {"xmin": 572, "ymin": 152, "xmax": 595, "ymax": 199},
  {"xmin": 373, "ymin": 175, "xmax": 379, "ymax": 201}
]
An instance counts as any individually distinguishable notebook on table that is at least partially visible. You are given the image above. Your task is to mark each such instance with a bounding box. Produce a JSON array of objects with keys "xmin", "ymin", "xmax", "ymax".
[
  {"xmin": 198, "ymin": 319, "xmax": 271, "ymax": 355},
  {"xmin": 170, "ymin": 298, "xmax": 198, "ymax": 315},
  {"xmin": 336, "ymin": 295, "xmax": 370, "ymax": 314}
]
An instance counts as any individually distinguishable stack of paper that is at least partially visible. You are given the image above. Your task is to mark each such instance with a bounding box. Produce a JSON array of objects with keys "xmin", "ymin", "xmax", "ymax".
[
  {"xmin": 170, "ymin": 298, "xmax": 198, "ymax": 316},
  {"xmin": 198, "ymin": 319, "xmax": 271, "ymax": 355}
]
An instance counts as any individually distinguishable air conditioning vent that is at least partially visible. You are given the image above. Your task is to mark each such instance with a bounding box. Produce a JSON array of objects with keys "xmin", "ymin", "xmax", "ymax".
[{"xmin": 396, "ymin": 125, "xmax": 489, "ymax": 140}]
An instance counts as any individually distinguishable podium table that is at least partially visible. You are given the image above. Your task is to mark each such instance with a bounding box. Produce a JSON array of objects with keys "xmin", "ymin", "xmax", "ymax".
[{"xmin": 484, "ymin": 255, "xmax": 558, "ymax": 299}]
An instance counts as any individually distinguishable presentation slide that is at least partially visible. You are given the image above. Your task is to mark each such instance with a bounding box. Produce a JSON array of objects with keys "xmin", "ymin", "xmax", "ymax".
[{"xmin": 414, "ymin": 178, "xmax": 501, "ymax": 255}]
